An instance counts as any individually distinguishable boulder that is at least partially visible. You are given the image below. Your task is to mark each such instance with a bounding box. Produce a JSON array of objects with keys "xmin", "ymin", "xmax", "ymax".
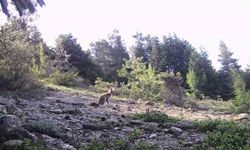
[
  {"xmin": 0, "ymin": 105, "xmax": 7, "ymax": 114},
  {"xmin": 170, "ymin": 127, "xmax": 183, "ymax": 136},
  {"xmin": 0, "ymin": 115, "xmax": 22, "ymax": 136}
]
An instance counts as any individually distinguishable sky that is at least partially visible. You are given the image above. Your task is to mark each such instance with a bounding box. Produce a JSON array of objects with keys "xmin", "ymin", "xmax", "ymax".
[{"xmin": 34, "ymin": 0, "xmax": 250, "ymax": 70}]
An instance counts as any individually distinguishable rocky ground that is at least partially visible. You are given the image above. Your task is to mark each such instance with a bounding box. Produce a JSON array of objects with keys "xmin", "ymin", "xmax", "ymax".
[{"xmin": 0, "ymin": 90, "xmax": 248, "ymax": 150}]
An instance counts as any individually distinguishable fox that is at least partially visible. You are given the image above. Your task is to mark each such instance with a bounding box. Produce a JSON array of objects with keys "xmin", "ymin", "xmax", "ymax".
[{"xmin": 98, "ymin": 88, "xmax": 114, "ymax": 105}]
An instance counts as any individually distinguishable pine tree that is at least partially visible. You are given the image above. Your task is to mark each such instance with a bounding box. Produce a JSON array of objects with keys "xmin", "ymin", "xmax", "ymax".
[{"xmin": 217, "ymin": 40, "xmax": 240, "ymax": 100}]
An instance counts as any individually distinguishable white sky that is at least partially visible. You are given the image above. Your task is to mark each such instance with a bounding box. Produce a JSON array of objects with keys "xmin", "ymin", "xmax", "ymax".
[{"xmin": 34, "ymin": 0, "xmax": 250, "ymax": 70}]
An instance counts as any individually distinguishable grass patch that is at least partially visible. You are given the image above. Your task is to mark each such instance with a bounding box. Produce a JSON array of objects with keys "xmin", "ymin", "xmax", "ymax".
[
  {"xmin": 79, "ymin": 128, "xmax": 159, "ymax": 150},
  {"xmin": 129, "ymin": 111, "xmax": 180, "ymax": 123},
  {"xmin": 193, "ymin": 119, "xmax": 250, "ymax": 150},
  {"xmin": 196, "ymin": 99, "xmax": 233, "ymax": 112}
]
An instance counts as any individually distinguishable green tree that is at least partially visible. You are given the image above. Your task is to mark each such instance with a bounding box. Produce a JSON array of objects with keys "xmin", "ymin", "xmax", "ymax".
[
  {"xmin": 244, "ymin": 63, "xmax": 250, "ymax": 90},
  {"xmin": 118, "ymin": 58, "xmax": 165, "ymax": 101},
  {"xmin": 161, "ymin": 34, "xmax": 195, "ymax": 85},
  {"xmin": 0, "ymin": 0, "xmax": 45, "ymax": 17},
  {"xmin": 54, "ymin": 34, "xmax": 101, "ymax": 82},
  {"xmin": 188, "ymin": 49, "xmax": 218, "ymax": 98},
  {"xmin": 217, "ymin": 40, "xmax": 240, "ymax": 100},
  {"xmin": 90, "ymin": 30, "xmax": 129, "ymax": 83},
  {"xmin": 186, "ymin": 68, "xmax": 197, "ymax": 97},
  {"xmin": 0, "ymin": 17, "xmax": 38, "ymax": 89},
  {"xmin": 149, "ymin": 37, "xmax": 166, "ymax": 72},
  {"xmin": 131, "ymin": 33, "xmax": 152, "ymax": 64}
]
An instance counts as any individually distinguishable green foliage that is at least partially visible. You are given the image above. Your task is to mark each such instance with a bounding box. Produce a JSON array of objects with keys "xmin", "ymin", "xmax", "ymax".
[
  {"xmin": 194, "ymin": 120, "xmax": 250, "ymax": 150},
  {"xmin": 18, "ymin": 139, "xmax": 45, "ymax": 150},
  {"xmin": 230, "ymin": 69, "xmax": 250, "ymax": 113},
  {"xmin": 129, "ymin": 111, "xmax": 180, "ymax": 123},
  {"xmin": 118, "ymin": 58, "xmax": 165, "ymax": 101},
  {"xmin": 54, "ymin": 34, "xmax": 101, "ymax": 83},
  {"xmin": 0, "ymin": 17, "xmax": 38, "ymax": 90},
  {"xmin": 81, "ymin": 128, "xmax": 159, "ymax": 150},
  {"xmin": 90, "ymin": 30, "xmax": 129, "ymax": 83},
  {"xmin": 46, "ymin": 70, "xmax": 77, "ymax": 86},
  {"xmin": 93, "ymin": 78, "xmax": 117, "ymax": 93},
  {"xmin": 217, "ymin": 41, "xmax": 240, "ymax": 100}
]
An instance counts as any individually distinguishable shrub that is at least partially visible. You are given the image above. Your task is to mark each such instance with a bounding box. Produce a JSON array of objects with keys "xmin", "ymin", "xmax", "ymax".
[
  {"xmin": 193, "ymin": 120, "xmax": 250, "ymax": 150},
  {"xmin": 93, "ymin": 78, "xmax": 117, "ymax": 93},
  {"xmin": 118, "ymin": 58, "xmax": 166, "ymax": 101},
  {"xmin": 46, "ymin": 70, "xmax": 77, "ymax": 86}
]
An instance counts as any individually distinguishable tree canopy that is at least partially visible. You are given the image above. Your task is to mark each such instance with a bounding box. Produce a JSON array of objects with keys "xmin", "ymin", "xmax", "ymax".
[{"xmin": 0, "ymin": 0, "xmax": 45, "ymax": 17}]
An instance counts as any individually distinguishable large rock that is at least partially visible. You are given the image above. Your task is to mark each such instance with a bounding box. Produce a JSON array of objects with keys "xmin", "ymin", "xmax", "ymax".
[
  {"xmin": 5, "ymin": 103, "xmax": 17, "ymax": 114},
  {"xmin": 170, "ymin": 127, "xmax": 183, "ymax": 136},
  {"xmin": 0, "ymin": 105, "xmax": 7, "ymax": 114},
  {"xmin": 0, "ymin": 115, "xmax": 22, "ymax": 136}
]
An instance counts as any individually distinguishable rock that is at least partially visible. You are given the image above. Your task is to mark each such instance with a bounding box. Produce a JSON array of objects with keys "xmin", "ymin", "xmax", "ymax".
[
  {"xmin": 149, "ymin": 133, "xmax": 157, "ymax": 138},
  {"xmin": 122, "ymin": 126, "xmax": 133, "ymax": 133},
  {"xmin": 127, "ymin": 106, "xmax": 132, "ymax": 111},
  {"xmin": 62, "ymin": 143, "xmax": 77, "ymax": 150},
  {"xmin": 106, "ymin": 118, "xmax": 122, "ymax": 127},
  {"xmin": 170, "ymin": 127, "xmax": 183, "ymax": 136},
  {"xmin": 163, "ymin": 129, "xmax": 169, "ymax": 133},
  {"xmin": 50, "ymin": 109, "xmax": 63, "ymax": 114},
  {"xmin": 63, "ymin": 108, "xmax": 81, "ymax": 115},
  {"xmin": 141, "ymin": 122, "xmax": 159, "ymax": 132},
  {"xmin": 0, "ymin": 115, "xmax": 22, "ymax": 136},
  {"xmin": 101, "ymin": 117, "xmax": 106, "ymax": 121},
  {"xmin": 183, "ymin": 141, "xmax": 194, "ymax": 147},
  {"xmin": 114, "ymin": 127, "xmax": 121, "ymax": 130},
  {"xmin": 82, "ymin": 123, "xmax": 111, "ymax": 130},
  {"xmin": 41, "ymin": 134, "xmax": 76, "ymax": 150},
  {"xmin": 174, "ymin": 120, "xmax": 195, "ymax": 130},
  {"xmin": 129, "ymin": 120, "xmax": 144, "ymax": 126},
  {"xmin": 5, "ymin": 103, "xmax": 17, "ymax": 114},
  {"xmin": 3, "ymin": 140, "xmax": 23, "ymax": 150},
  {"xmin": 90, "ymin": 102, "xmax": 99, "ymax": 108},
  {"xmin": 145, "ymin": 101, "xmax": 154, "ymax": 106},
  {"xmin": 64, "ymin": 115, "xmax": 71, "ymax": 120},
  {"xmin": 234, "ymin": 113, "xmax": 248, "ymax": 121},
  {"xmin": 0, "ymin": 104, "xmax": 7, "ymax": 114},
  {"xmin": 129, "ymin": 101, "xmax": 136, "ymax": 104}
]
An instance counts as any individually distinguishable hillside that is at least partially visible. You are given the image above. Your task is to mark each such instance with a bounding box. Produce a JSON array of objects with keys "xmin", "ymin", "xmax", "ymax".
[{"xmin": 0, "ymin": 86, "xmax": 249, "ymax": 150}]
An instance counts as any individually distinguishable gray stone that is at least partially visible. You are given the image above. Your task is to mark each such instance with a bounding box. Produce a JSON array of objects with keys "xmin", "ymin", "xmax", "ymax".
[
  {"xmin": 50, "ymin": 109, "xmax": 63, "ymax": 114},
  {"xmin": 0, "ymin": 104, "xmax": 7, "ymax": 114},
  {"xmin": 149, "ymin": 133, "xmax": 157, "ymax": 138},
  {"xmin": 0, "ymin": 115, "xmax": 22, "ymax": 135},
  {"xmin": 5, "ymin": 103, "xmax": 17, "ymax": 114},
  {"xmin": 170, "ymin": 127, "xmax": 183, "ymax": 136}
]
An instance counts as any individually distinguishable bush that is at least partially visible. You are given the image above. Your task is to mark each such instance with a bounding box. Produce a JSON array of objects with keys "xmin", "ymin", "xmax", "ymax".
[
  {"xmin": 46, "ymin": 70, "xmax": 77, "ymax": 86},
  {"xmin": 0, "ymin": 19, "xmax": 37, "ymax": 90},
  {"xmin": 93, "ymin": 78, "xmax": 117, "ymax": 93},
  {"xmin": 193, "ymin": 120, "xmax": 250, "ymax": 150},
  {"xmin": 118, "ymin": 58, "xmax": 166, "ymax": 101}
]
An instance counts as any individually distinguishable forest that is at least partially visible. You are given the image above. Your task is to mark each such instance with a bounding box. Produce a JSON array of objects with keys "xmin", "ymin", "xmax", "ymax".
[{"xmin": 0, "ymin": 1, "xmax": 250, "ymax": 150}]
